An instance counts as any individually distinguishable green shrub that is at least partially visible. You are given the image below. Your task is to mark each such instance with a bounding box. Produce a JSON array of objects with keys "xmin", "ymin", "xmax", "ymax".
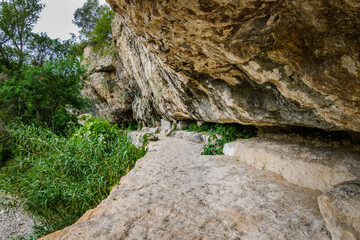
[
  {"xmin": 119, "ymin": 122, "xmax": 139, "ymax": 131},
  {"xmin": 0, "ymin": 120, "xmax": 12, "ymax": 168},
  {"xmin": 182, "ymin": 121, "xmax": 257, "ymax": 155},
  {"xmin": 172, "ymin": 123, "xmax": 177, "ymax": 131},
  {"xmin": 202, "ymin": 123, "xmax": 257, "ymax": 155},
  {"xmin": 0, "ymin": 118, "xmax": 147, "ymax": 237},
  {"xmin": 182, "ymin": 122, "xmax": 215, "ymax": 133}
]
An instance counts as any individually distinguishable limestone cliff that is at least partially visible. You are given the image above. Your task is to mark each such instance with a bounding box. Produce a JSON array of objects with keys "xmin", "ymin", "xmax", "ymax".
[
  {"xmin": 82, "ymin": 47, "xmax": 132, "ymax": 123},
  {"xmin": 86, "ymin": 0, "xmax": 360, "ymax": 132}
]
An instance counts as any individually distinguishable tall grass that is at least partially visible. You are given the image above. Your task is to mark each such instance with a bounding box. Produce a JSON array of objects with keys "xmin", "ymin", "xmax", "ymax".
[{"xmin": 0, "ymin": 117, "xmax": 147, "ymax": 236}]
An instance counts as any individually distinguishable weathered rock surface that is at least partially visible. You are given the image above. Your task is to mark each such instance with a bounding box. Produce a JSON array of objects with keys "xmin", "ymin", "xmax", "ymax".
[
  {"xmin": 97, "ymin": 0, "xmax": 360, "ymax": 132},
  {"xmin": 41, "ymin": 135, "xmax": 330, "ymax": 240},
  {"xmin": 82, "ymin": 46, "xmax": 134, "ymax": 123},
  {"xmin": 0, "ymin": 194, "xmax": 35, "ymax": 240},
  {"xmin": 318, "ymin": 182, "xmax": 360, "ymax": 240},
  {"xmin": 223, "ymin": 136, "xmax": 360, "ymax": 191}
]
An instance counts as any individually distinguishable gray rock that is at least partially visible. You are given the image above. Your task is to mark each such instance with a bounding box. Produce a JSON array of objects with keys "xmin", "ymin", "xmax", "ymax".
[
  {"xmin": 81, "ymin": 46, "xmax": 134, "ymax": 124},
  {"xmin": 176, "ymin": 121, "xmax": 189, "ymax": 130},
  {"xmin": 171, "ymin": 131, "xmax": 207, "ymax": 143},
  {"xmin": 98, "ymin": 0, "xmax": 360, "ymax": 132},
  {"xmin": 127, "ymin": 131, "xmax": 145, "ymax": 148},
  {"xmin": 189, "ymin": 133, "xmax": 204, "ymax": 143},
  {"xmin": 141, "ymin": 127, "xmax": 149, "ymax": 132},
  {"xmin": 160, "ymin": 119, "xmax": 172, "ymax": 134},
  {"xmin": 149, "ymin": 127, "xmax": 159, "ymax": 133},
  {"xmin": 318, "ymin": 182, "xmax": 360, "ymax": 240},
  {"xmin": 223, "ymin": 137, "xmax": 359, "ymax": 192},
  {"xmin": 0, "ymin": 193, "xmax": 35, "ymax": 239}
]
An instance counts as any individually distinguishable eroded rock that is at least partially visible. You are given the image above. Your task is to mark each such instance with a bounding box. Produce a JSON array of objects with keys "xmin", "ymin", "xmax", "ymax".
[
  {"xmin": 171, "ymin": 130, "xmax": 207, "ymax": 143},
  {"xmin": 82, "ymin": 46, "xmax": 134, "ymax": 124},
  {"xmin": 102, "ymin": 0, "xmax": 360, "ymax": 132},
  {"xmin": 223, "ymin": 137, "xmax": 360, "ymax": 191},
  {"xmin": 318, "ymin": 182, "xmax": 360, "ymax": 240}
]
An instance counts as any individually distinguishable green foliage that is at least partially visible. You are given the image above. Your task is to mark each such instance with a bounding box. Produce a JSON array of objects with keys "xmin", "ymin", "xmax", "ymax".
[
  {"xmin": 121, "ymin": 122, "xmax": 140, "ymax": 131},
  {"xmin": 0, "ymin": 118, "xmax": 147, "ymax": 237},
  {"xmin": 73, "ymin": 0, "xmax": 115, "ymax": 54},
  {"xmin": 182, "ymin": 122, "xmax": 216, "ymax": 133},
  {"xmin": 89, "ymin": 9, "xmax": 115, "ymax": 53},
  {"xmin": 28, "ymin": 32, "xmax": 82, "ymax": 65},
  {"xmin": 202, "ymin": 124, "xmax": 257, "ymax": 155},
  {"xmin": 0, "ymin": 55, "xmax": 87, "ymax": 134},
  {"xmin": 182, "ymin": 122, "xmax": 256, "ymax": 155},
  {"xmin": 73, "ymin": 0, "xmax": 109, "ymax": 40},
  {"xmin": 0, "ymin": 1, "xmax": 88, "ymax": 134},
  {"xmin": 0, "ymin": 0, "xmax": 44, "ymax": 67},
  {"xmin": 0, "ymin": 120, "xmax": 12, "ymax": 168}
]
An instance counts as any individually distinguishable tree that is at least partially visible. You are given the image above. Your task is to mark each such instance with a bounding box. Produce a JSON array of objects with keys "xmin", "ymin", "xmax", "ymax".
[
  {"xmin": 89, "ymin": 8, "xmax": 115, "ymax": 52},
  {"xmin": 0, "ymin": 55, "xmax": 87, "ymax": 133},
  {"xmin": 0, "ymin": 32, "xmax": 87, "ymax": 133},
  {"xmin": 0, "ymin": 0, "xmax": 89, "ymax": 134},
  {"xmin": 73, "ymin": 0, "xmax": 109, "ymax": 40},
  {"xmin": 28, "ymin": 32, "xmax": 81, "ymax": 66},
  {"xmin": 0, "ymin": 0, "xmax": 44, "ymax": 68}
]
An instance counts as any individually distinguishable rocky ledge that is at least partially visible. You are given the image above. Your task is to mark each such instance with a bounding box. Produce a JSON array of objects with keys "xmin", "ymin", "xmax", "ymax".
[
  {"xmin": 84, "ymin": 0, "xmax": 360, "ymax": 132},
  {"xmin": 223, "ymin": 136, "xmax": 360, "ymax": 192},
  {"xmin": 40, "ymin": 134, "xmax": 331, "ymax": 240}
]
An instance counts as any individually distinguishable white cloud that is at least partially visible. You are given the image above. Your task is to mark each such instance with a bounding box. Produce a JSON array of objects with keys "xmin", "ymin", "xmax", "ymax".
[{"xmin": 33, "ymin": 0, "xmax": 108, "ymax": 40}]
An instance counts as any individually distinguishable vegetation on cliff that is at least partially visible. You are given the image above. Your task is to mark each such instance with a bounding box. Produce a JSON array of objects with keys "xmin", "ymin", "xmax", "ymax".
[{"xmin": 74, "ymin": 0, "xmax": 114, "ymax": 54}]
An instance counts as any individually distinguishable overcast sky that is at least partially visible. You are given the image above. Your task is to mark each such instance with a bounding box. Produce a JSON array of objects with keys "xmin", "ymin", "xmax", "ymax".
[{"xmin": 33, "ymin": 0, "xmax": 108, "ymax": 40}]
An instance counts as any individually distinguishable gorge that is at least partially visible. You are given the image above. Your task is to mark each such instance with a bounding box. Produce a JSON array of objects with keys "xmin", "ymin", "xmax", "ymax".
[{"xmin": 44, "ymin": 0, "xmax": 360, "ymax": 239}]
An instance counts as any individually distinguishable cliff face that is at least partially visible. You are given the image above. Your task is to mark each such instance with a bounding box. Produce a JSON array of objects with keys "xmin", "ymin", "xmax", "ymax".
[
  {"xmin": 87, "ymin": 0, "xmax": 360, "ymax": 132},
  {"xmin": 82, "ymin": 47, "xmax": 135, "ymax": 123}
]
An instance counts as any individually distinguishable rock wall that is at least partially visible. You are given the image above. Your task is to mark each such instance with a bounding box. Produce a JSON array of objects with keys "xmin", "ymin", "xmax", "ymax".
[
  {"xmin": 318, "ymin": 181, "xmax": 360, "ymax": 240},
  {"xmin": 82, "ymin": 47, "xmax": 134, "ymax": 123},
  {"xmin": 83, "ymin": 0, "xmax": 360, "ymax": 131}
]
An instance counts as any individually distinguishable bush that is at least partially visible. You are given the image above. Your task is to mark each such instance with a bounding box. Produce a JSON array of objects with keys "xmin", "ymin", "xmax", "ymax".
[
  {"xmin": 0, "ymin": 118, "xmax": 147, "ymax": 236},
  {"xmin": 182, "ymin": 122, "xmax": 215, "ymax": 133},
  {"xmin": 202, "ymin": 123, "xmax": 257, "ymax": 155},
  {"xmin": 182, "ymin": 122, "xmax": 257, "ymax": 155}
]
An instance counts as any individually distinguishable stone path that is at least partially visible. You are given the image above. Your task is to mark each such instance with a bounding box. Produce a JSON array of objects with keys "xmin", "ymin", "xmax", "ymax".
[
  {"xmin": 0, "ymin": 194, "xmax": 34, "ymax": 240},
  {"xmin": 41, "ymin": 134, "xmax": 330, "ymax": 240}
]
